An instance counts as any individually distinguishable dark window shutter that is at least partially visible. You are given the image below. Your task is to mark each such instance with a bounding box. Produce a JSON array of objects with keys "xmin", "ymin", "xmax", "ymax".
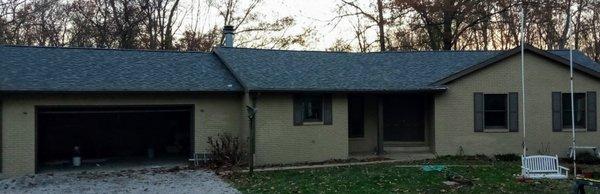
[
  {"xmin": 552, "ymin": 92, "xmax": 563, "ymax": 132},
  {"xmin": 293, "ymin": 95, "xmax": 303, "ymax": 126},
  {"xmin": 587, "ymin": 91, "xmax": 597, "ymax": 131},
  {"xmin": 323, "ymin": 94, "xmax": 333, "ymax": 125},
  {"xmin": 474, "ymin": 93, "xmax": 484, "ymax": 132},
  {"xmin": 508, "ymin": 92, "xmax": 519, "ymax": 132}
]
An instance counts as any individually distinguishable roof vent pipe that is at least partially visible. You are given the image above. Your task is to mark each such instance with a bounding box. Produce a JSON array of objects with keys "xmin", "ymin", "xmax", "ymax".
[{"xmin": 223, "ymin": 25, "xmax": 235, "ymax": 47}]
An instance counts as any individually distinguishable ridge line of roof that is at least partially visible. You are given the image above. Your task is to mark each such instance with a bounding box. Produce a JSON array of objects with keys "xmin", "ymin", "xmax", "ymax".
[
  {"xmin": 0, "ymin": 44, "xmax": 213, "ymax": 54},
  {"xmin": 3, "ymin": 44, "xmax": 583, "ymax": 55},
  {"xmin": 216, "ymin": 46, "xmax": 349, "ymax": 53},
  {"xmin": 217, "ymin": 46, "xmax": 509, "ymax": 53}
]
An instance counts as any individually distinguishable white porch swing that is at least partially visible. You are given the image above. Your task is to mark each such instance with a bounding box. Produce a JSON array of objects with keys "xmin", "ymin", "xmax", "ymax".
[{"xmin": 518, "ymin": 1, "xmax": 571, "ymax": 180}]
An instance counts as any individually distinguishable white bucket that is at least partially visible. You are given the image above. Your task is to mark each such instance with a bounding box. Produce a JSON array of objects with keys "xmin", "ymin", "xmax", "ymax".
[{"xmin": 73, "ymin": 157, "xmax": 81, "ymax": 167}]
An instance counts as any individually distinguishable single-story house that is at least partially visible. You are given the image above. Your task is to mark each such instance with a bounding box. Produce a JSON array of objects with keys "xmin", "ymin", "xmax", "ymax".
[{"xmin": 1, "ymin": 39, "xmax": 600, "ymax": 178}]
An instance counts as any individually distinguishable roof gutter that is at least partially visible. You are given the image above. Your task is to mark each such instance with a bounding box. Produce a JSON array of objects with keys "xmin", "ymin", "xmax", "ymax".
[
  {"xmin": 0, "ymin": 90, "xmax": 243, "ymax": 94},
  {"xmin": 246, "ymin": 87, "xmax": 448, "ymax": 94}
]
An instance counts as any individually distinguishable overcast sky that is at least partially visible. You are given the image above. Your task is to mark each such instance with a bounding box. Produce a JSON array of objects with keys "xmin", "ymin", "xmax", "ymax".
[{"xmin": 176, "ymin": 0, "xmax": 372, "ymax": 50}]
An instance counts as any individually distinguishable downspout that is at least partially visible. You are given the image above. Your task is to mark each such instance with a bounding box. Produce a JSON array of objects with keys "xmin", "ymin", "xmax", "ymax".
[
  {"xmin": 246, "ymin": 92, "xmax": 258, "ymax": 174},
  {"xmin": 212, "ymin": 43, "xmax": 255, "ymax": 173}
]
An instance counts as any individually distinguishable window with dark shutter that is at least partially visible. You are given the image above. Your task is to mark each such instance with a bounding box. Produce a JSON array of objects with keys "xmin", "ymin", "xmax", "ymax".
[
  {"xmin": 587, "ymin": 92, "xmax": 597, "ymax": 131},
  {"xmin": 508, "ymin": 92, "xmax": 519, "ymax": 132},
  {"xmin": 484, "ymin": 94, "xmax": 508, "ymax": 129},
  {"xmin": 474, "ymin": 93, "xmax": 484, "ymax": 132},
  {"xmin": 293, "ymin": 96, "xmax": 304, "ymax": 126},
  {"xmin": 562, "ymin": 93, "xmax": 586, "ymax": 129},
  {"xmin": 293, "ymin": 94, "xmax": 332, "ymax": 125},
  {"xmin": 475, "ymin": 93, "xmax": 518, "ymax": 132},
  {"xmin": 323, "ymin": 95, "xmax": 333, "ymax": 125},
  {"xmin": 302, "ymin": 95, "xmax": 323, "ymax": 122},
  {"xmin": 552, "ymin": 92, "xmax": 562, "ymax": 132}
]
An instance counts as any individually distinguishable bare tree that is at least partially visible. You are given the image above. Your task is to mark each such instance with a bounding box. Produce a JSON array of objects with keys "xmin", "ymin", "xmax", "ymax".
[
  {"xmin": 396, "ymin": 0, "xmax": 516, "ymax": 50},
  {"xmin": 143, "ymin": 0, "xmax": 181, "ymax": 50},
  {"xmin": 336, "ymin": 0, "xmax": 402, "ymax": 51},
  {"xmin": 175, "ymin": 26, "xmax": 220, "ymax": 51},
  {"xmin": 327, "ymin": 38, "xmax": 353, "ymax": 52},
  {"xmin": 210, "ymin": 0, "xmax": 314, "ymax": 49}
]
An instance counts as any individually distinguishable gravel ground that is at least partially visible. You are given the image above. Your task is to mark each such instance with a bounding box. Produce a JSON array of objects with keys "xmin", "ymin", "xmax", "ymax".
[{"xmin": 0, "ymin": 166, "xmax": 239, "ymax": 194}]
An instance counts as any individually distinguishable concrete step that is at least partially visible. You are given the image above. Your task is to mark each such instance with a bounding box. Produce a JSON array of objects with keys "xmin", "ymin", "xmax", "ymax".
[
  {"xmin": 385, "ymin": 152, "xmax": 436, "ymax": 161},
  {"xmin": 384, "ymin": 146, "xmax": 431, "ymax": 153}
]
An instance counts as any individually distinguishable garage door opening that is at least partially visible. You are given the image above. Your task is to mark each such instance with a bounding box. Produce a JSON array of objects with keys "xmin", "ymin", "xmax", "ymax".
[{"xmin": 36, "ymin": 105, "xmax": 194, "ymax": 172}]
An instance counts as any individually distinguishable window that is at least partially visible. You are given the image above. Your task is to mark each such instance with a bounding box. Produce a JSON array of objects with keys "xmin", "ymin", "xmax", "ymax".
[
  {"xmin": 301, "ymin": 95, "xmax": 323, "ymax": 122},
  {"xmin": 562, "ymin": 93, "xmax": 586, "ymax": 128},
  {"xmin": 484, "ymin": 94, "xmax": 508, "ymax": 129},
  {"xmin": 293, "ymin": 94, "xmax": 332, "ymax": 126},
  {"xmin": 348, "ymin": 95, "xmax": 364, "ymax": 138}
]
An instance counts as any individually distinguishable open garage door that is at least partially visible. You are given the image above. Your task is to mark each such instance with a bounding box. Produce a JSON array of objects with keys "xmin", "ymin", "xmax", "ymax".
[{"xmin": 36, "ymin": 105, "xmax": 194, "ymax": 172}]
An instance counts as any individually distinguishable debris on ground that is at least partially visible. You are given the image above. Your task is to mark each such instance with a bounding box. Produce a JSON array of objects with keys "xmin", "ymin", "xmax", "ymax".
[
  {"xmin": 443, "ymin": 181, "xmax": 460, "ymax": 186},
  {"xmin": 446, "ymin": 174, "xmax": 474, "ymax": 186},
  {"xmin": 0, "ymin": 166, "xmax": 239, "ymax": 194}
]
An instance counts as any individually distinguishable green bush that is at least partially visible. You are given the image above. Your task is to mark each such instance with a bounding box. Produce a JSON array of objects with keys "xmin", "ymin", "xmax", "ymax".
[
  {"xmin": 575, "ymin": 152, "xmax": 600, "ymax": 165},
  {"xmin": 494, "ymin": 154, "xmax": 520, "ymax": 161}
]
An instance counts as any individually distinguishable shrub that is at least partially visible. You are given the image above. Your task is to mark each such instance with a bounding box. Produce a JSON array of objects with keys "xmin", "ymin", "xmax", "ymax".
[
  {"xmin": 592, "ymin": 171, "xmax": 600, "ymax": 179},
  {"xmin": 575, "ymin": 152, "xmax": 600, "ymax": 165},
  {"xmin": 494, "ymin": 154, "xmax": 520, "ymax": 162},
  {"xmin": 207, "ymin": 133, "xmax": 247, "ymax": 168}
]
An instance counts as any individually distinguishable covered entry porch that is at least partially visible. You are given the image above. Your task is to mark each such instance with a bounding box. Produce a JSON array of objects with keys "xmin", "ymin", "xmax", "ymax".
[{"xmin": 348, "ymin": 93, "xmax": 436, "ymax": 156}]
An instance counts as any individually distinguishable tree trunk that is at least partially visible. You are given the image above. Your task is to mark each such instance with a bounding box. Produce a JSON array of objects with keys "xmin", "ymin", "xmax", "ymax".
[
  {"xmin": 442, "ymin": 11, "xmax": 453, "ymax": 50},
  {"xmin": 162, "ymin": 0, "xmax": 179, "ymax": 50},
  {"xmin": 574, "ymin": 0, "xmax": 585, "ymax": 49},
  {"xmin": 558, "ymin": 0, "xmax": 572, "ymax": 49},
  {"xmin": 377, "ymin": 0, "xmax": 385, "ymax": 51}
]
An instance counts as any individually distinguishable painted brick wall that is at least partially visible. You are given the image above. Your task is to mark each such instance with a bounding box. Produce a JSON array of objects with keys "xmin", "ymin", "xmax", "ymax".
[
  {"xmin": 253, "ymin": 93, "xmax": 348, "ymax": 165},
  {"xmin": 348, "ymin": 95, "xmax": 379, "ymax": 153},
  {"xmin": 0, "ymin": 93, "xmax": 242, "ymax": 178},
  {"xmin": 435, "ymin": 52, "xmax": 600, "ymax": 156}
]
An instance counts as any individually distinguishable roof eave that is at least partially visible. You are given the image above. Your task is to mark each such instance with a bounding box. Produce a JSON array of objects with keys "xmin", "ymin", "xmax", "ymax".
[
  {"xmin": 246, "ymin": 87, "xmax": 448, "ymax": 94},
  {"xmin": 0, "ymin": 90, "xmax": 244, "ymax": 94}
]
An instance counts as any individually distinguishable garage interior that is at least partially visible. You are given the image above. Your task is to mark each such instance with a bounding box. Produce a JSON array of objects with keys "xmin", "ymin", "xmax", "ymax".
[{"xmin": 36, "ymin": 105, "xmax": 193, "ymax": 172}]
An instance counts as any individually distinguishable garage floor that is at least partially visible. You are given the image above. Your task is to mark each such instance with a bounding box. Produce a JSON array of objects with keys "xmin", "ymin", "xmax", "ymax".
[
  {"xmin": 38, "ymin": 156, "xmax": 188, "ymax": 173},
  {"xmin": 36, "ymin": 105, "xmax": 194, "ymax": 172}
]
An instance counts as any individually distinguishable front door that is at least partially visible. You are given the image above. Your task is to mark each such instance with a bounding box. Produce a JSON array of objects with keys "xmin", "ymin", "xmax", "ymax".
[{"xmin": 383, "ymin": 95, "xmax": 426, "ymax": 143}]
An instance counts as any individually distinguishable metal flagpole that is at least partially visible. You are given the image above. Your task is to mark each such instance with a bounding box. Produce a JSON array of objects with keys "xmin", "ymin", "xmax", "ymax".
[
  {"xmin": 570, "ymin": 47, "xmax": 576, "ymax": 178},
  {"xmin": 567, "ymin": 4, "xmax": 577, "ymax": 178},
  {"xmin": 520, "ymin": 0, "xmax": 527, "ymax": 157}
]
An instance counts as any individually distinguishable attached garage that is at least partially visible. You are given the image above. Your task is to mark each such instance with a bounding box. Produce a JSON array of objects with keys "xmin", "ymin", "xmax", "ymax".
[
  {"xmin": 0, "ymin": 46, "xmax": 243, "ymax": 177},
  {"xmin": 35, "ymin": 105, "xmax": 194, "ymax": 171}
]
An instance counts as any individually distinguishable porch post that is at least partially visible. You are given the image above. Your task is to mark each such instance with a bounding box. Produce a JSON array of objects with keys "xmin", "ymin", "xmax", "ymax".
[{"xmin": 377, "ymin": 96, "xmax": 384, "ymax": 155}]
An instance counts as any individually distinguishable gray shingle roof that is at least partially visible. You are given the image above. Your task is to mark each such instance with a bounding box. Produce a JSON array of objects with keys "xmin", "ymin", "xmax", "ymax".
[
  {"xmin": 0, "ymin": 45, "xmax": 242, "ymax": 92},
  {"xmin": 549, "ymin": 50, "xmax": 600, "ymax": 72},
  {"xmin": 215, "ymin": 48, "xmax": 494, "ymax": 91},
  {"xmin": 215, "ymin": 47, "xmax": 600, "ymax": 92},
  {"xmin": 2, "ymin": 45, "xmax": 598, "ymax": 93}
]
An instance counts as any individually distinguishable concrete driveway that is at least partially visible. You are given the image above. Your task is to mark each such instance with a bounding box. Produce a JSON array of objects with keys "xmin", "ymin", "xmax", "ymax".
[{"xmin": 0, "ymin": 166, "xmax": 239, "ymax": 194}]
